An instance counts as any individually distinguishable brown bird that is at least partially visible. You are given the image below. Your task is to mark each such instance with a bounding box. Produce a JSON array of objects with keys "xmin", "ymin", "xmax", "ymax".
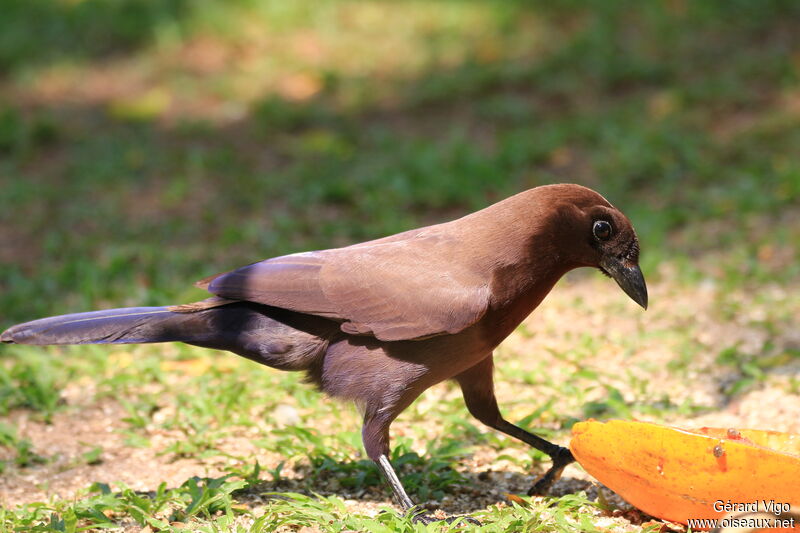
[{"xmin": 1, "ymin": 183, "xmax": 647, "ymax": 524}]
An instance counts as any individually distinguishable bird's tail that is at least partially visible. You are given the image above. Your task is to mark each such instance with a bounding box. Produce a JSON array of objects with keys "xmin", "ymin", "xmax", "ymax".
[
  {"xmin": 1, "ymin": 299, "xmax": 334, "ymax": 373},
  {"xmin": 1, "ymin": 298, "xmax": 234, "ymax": 346}
]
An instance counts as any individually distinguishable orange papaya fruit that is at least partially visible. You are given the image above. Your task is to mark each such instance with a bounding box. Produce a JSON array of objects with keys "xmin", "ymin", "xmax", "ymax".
[{"xmin": 570, "ymin": 420, "xmax": 800, "ymax": 530}]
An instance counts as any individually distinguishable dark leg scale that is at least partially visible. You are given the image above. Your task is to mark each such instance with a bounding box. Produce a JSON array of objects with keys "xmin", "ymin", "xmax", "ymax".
[{"xmin": 528, "ymin": 445, "xmax": 574, "ymax": 496}]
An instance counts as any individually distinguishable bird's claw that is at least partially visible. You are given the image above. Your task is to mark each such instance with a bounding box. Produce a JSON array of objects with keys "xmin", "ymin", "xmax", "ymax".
[
  {"xmin": 527, "ymin": 445, "xmax": 574, "ymax": 496},
  {"xmin": 448, "ymin": 516, "xmax": 482, "ymax": 526}
]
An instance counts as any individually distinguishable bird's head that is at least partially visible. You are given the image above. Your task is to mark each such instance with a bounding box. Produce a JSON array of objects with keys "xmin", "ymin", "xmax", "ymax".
[{"xmin": 543, "ymin": 184, "xmax": 648, "ymax": 310}]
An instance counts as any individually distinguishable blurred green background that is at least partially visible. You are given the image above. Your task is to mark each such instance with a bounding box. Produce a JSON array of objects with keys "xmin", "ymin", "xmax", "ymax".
[{"xmin": 1, "ymin": 0, "xmax": 798, "ymax": 325}]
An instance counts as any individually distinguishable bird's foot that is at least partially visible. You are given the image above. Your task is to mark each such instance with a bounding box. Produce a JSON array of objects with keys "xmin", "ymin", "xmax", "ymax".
[
  {"xmin": 409, "ymin": 509, "xmax": 481, "ymax": 526},
  {"xmin": 527, "ymin": 445, "xmax": 575, "ymax": 496}
]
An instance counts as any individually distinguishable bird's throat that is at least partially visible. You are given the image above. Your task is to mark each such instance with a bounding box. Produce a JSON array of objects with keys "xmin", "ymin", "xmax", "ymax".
[{"xmin": 484, "ymin": 262, "xmax": 567, "ymax": 347}]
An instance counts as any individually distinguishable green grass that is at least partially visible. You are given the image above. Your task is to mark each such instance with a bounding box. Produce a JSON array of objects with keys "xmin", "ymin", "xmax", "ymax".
[
  {"xmin": 1, "ymin": 1, "xmax": 799, "ymax": 531},
  {"xmin": 0, "ymin": 485, "xmax": 613, "ymax": 533}
]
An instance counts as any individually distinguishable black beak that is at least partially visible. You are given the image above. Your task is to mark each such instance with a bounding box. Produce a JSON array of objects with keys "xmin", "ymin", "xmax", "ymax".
[{"xmin": 600, "ymin": 257, "xmax": 648, "ymax": 310}]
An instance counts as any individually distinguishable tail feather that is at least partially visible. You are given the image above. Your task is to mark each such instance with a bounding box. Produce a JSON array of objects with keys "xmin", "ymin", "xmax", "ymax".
[
  {"xmin": 2, "ymin": 306, "xmax": 208, "ymax": 345},
  {"xmin": 1, "ymin": 301, "xmax": 336, "ymax": 373}
]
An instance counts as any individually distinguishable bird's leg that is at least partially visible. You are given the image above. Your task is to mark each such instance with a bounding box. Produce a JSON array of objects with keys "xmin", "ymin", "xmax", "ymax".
[
  {"xmin": 456, "ymin": 354, "xmax": 575, "ymax": 496},
  {"xmin": 492, "ymin": 419, "xmax": 574, "ymax": 495},
  {"xmin": 374, "ymin": 454, "xmax": 420, "ymax": 513},
  {"xmin": 362, "ymin": 411, "xmax": 480, "ymax": 525}
]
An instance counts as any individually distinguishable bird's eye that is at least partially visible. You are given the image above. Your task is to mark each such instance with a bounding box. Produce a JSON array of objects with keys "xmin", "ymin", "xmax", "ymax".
[{"xmin": 593, "ymin": 220, "xmax": 612, "ymax": 241}]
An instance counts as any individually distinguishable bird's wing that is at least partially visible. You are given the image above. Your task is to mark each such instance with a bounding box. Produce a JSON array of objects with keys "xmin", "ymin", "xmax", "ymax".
[{"xmin": 198, "ymin": 233, "xmax": 491, "ymax": 341}]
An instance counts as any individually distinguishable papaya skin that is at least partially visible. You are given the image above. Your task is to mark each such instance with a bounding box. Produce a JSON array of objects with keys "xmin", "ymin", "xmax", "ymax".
[{"xmin": 570, "ymin": 420, "xmax": 800, "ymax": 528}]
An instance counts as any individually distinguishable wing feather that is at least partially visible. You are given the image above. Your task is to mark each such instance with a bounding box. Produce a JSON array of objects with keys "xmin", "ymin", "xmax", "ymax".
[{"xmin": 203, "ymin": 234, "xmax": 490, "ymax": 341}]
